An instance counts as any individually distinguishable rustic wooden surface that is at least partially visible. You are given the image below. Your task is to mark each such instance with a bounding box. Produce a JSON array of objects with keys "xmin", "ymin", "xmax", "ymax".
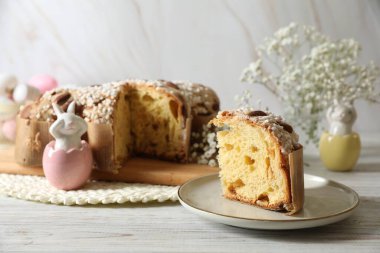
[
  {"xmin": 0, "ymin": 145, "xmax": 218, "ymax": 186},
  {"xmin": 0, "ymin": 142, "xmax": 379, "ymax": 252}
]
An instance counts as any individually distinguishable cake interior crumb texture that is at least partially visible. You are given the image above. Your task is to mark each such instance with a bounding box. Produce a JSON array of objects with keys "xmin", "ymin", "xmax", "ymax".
[
  {"xmin": 212, "ymin": 110, "xmax": 301, "ymax": 212},
  {"xmin": 129, "ymin": 87, "xmax": 188, "ymax": 160},
  {"xmin": 218, "ymin": 121, "xmax": 290, "ymax": 209},
  {"xmin": 112, "ymin": 87, "xmax": 131, "ymax": 168}
]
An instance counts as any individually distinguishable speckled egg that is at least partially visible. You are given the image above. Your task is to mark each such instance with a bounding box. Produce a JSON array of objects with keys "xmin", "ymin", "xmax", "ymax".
[
  {"xmin": 28, "ymin": 74, "xmax": 58, "ymax": 93},
  {"xmin": 2, "ymin": 119, "xmax": 17, "ymax": 141}
]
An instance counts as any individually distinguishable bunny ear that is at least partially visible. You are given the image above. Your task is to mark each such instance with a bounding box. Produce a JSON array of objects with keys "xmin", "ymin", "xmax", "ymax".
[
  {"xmin": 52, "ymin": 103, "xmax": 63, "ymax": 116},
  {"xmin": 67, "ymin": 101, "xmax": 76, "ymax": 114}
]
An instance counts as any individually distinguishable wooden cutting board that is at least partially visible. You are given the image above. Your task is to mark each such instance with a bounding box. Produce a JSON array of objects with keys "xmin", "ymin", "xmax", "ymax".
[{"xmin": 0, "ymin": 145, "xmax": 219, "ymax": 186}]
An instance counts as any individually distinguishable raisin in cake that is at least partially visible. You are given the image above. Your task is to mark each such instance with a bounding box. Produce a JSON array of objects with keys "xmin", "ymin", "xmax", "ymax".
[
  {"xmin": 211, "ymin": 109, "xmax": 304, "ymax": 214},
  {"xmin": 15, "ymin": 79, "xmax": 219, "ymax": 173}
]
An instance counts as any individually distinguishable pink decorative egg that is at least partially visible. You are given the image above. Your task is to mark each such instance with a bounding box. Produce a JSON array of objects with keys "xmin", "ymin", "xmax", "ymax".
[
  {"xmin": 28, "ymin": 74, "xmax": 58, "ymax": 93},
  {"xmin": 42, "ymin": 140, "xmax": 93, "ymax": 190},
  {"xmin": 2, "ymin": 119, "xmax": 17, "ymax": 141}
]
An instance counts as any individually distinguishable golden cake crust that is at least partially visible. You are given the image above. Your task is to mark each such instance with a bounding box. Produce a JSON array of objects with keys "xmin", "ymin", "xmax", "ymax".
[{"xmin": 173, "ymin": 81, "xmax": 220, "ymax": 132}]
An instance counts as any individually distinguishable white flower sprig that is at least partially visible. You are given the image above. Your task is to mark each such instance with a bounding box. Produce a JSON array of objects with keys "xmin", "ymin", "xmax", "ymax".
[{"xmin": 240, "ymin": 22, "xmax": 380, "ymax": 144}]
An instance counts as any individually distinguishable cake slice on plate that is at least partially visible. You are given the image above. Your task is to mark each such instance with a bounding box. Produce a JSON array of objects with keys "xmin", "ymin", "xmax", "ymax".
[{"xmin": 211, "ymin": 109, "xmax": 304, "ymax": 214}]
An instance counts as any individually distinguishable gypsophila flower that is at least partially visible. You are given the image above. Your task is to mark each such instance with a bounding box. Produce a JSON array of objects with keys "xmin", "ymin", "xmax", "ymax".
[
  {"xmin": 240, "ymin": 23, "xmax": 380, "ymax": 145},
  {"xmin": 190, "ymin": 125, "xmax": 219, "ymax": 166}
]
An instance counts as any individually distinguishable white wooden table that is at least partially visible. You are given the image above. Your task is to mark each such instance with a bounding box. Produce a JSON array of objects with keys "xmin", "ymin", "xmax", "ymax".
[{"xmin": 1, "ymin": 144, "xmax": 379, "ymax": 252}]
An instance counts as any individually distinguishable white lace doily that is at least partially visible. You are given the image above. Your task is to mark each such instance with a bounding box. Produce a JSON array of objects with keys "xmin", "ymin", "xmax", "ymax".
[{"xmin": 0, "ymin": 174, "xmax": 179, "ymax": 205}]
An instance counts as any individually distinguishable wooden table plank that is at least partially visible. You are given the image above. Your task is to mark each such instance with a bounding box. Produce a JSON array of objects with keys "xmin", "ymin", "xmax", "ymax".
[{"xmin": 0, "ymin": 145, "xmax": 219, "ymax": 186}]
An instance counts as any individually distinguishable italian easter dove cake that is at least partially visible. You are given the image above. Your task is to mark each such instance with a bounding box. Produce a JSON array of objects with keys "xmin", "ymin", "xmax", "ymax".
[
  {"xmin": 211, "ymin": 109, "xmax": 304, "ymax": 214},
  {"xmin": 15, "ymin": 79, "xmax": 219, "ymax": 173}
]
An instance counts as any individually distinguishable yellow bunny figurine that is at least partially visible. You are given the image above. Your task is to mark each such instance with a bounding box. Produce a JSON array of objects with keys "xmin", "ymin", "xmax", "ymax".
[{"xmin": 319, "ymin": 101, "xmax": 361, "ymax": 171}]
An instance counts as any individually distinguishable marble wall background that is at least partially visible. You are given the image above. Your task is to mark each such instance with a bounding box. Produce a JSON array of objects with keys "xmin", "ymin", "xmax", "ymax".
[{"xmin": 0, "ymin": 0, "xmax": 379, "ymax": 134}]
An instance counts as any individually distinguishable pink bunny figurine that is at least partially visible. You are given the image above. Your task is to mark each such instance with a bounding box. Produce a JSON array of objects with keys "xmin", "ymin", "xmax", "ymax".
[{"xmin": 42, "ymin": 101, "xmax": 93, "ymax": 190}]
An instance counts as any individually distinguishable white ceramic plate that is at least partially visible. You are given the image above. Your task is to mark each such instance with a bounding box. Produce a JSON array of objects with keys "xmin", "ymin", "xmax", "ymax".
[{"xmin": 178, "ymin": 173, "xmax": 359, "ymax": 230}]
